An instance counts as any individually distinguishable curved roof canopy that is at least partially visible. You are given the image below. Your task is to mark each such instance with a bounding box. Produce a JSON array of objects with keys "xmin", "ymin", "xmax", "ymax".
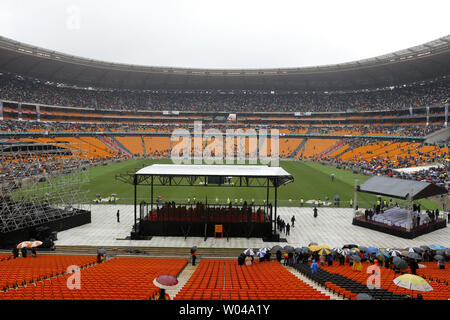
[{"xmin": 0, "ymin": 35, "xmax": 449, "ymax": 91}]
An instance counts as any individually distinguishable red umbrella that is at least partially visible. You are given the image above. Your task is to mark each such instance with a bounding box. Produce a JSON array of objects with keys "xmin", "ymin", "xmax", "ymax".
[{"xmin": 153, "ymin": 275, "xmax": 178, "ymax": 290}]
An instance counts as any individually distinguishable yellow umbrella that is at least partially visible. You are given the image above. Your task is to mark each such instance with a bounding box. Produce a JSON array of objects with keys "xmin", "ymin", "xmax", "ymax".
[
  {"xmin": 309, "ymin": 245, "xmax": 320, "ymax": 252},
  {"xmin": 317, "ymin": 248, "xmax": 332, "ymax": 256},
  {"xmin": 393, "ymin": 274, "xmax": 433, "ymax": 292},
  {"xmin": 319, "ymin": 245, "xmax": 331, "ymax": 250}
]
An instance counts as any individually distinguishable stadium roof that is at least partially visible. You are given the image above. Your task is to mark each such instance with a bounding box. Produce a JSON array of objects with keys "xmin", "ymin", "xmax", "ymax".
[
  {"xmin": 0, "ymin": 35, "xmax": 449, "ymax": 91},
  {"xmin": 358, "ymin": 176, "xmax": 447, "ymax": 200}
]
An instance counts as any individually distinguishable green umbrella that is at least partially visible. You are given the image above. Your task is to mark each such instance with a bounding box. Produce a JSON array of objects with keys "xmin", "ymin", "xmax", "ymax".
[{"xmin": 376, "ymin": 253, "xmax": 386, "ymax": 262}]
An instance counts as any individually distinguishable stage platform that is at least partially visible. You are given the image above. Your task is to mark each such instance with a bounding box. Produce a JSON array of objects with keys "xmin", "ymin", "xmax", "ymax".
[{"xmin": 53, "ymin": 205, "xmax": 450, "ymax": 250}]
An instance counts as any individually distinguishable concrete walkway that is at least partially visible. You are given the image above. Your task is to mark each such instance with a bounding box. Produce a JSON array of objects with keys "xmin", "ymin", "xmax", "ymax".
[{"xmin": 55, "ymin": 205, "xmax": 450, "ymax": 249}]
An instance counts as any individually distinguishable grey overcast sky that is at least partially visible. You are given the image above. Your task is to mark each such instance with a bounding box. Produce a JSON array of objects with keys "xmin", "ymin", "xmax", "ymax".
[{"xmin": 0, "ymin": 0, "xmax": 449, "ymax": 69}]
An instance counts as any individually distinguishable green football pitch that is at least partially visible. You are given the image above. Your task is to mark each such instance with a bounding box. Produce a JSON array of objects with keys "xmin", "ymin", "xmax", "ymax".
[{"xmin": 80, "ymin": 159, "xmax": 440, "ymax": 210}]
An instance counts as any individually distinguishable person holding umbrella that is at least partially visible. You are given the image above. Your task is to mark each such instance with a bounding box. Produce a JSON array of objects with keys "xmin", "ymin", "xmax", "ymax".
[
  {"xmin": 437, "ymin": 256, "xmax": 445, "ymax": 269},
  {"xmin": 190, "ymin": 246, "xmax": 197, "ymax": 266},
  {"xmin": 276, "ymin": 250, "xmax": 282, "ymax": 263},
  {"xmin": 12, "ymin": 247, "xmax": 19, "ymax": 259},
  {"xmin": 311, "ymin": 259, "xmax": 319, "ymax": 274},
  {"xmin": 155, "ymin": 288, "xmax": 171, "ymax": 300},
  {"xmin": 153, "ymin": 275, "xmax": 178, "ymax": 300},
  {"xmin": 409, "ymin": 258, "xmax": 419, "ymax": 275},
  {"xmin": 29, "ymin": 240, "xmax": 42, "ymax": 257}
]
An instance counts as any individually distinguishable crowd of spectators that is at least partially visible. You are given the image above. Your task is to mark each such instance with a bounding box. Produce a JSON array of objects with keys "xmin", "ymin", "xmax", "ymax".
[
  {"xmin": 0, "ymin": 119, "xmax": 444, "ymax": 139},
  {"xmin": 325, "ymin": 140, "xmax": 449, "ymax": 189},
  {"xmin": 1, "ymin": 73, "xmax": 448, "ymax": 113}
]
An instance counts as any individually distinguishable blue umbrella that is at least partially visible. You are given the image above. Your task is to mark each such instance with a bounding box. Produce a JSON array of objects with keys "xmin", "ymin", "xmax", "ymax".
[
  {"xmin": 366, "ymin": 247, "xmax": 378, "ymax": 254},
  {"xmin": 256, "ymin": 248, "xmax": 267, "ymax": 258},
  {"xmin": 430, "ymin": 244, "xmax": 446, "ymax": 251}
]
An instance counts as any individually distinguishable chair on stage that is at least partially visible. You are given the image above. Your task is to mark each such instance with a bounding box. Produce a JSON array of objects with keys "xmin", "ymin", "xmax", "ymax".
[{"xmin": 214, "ymin": 224, "xmax": 223, "ymax": 238}]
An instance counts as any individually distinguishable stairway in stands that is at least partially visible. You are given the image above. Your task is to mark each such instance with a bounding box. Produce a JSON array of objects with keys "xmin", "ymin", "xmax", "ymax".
[
  {"xmin": 329, "ymin": 139, "xmax": 352, "ymax": 159},
  {"xmin": 291, "ymin": 128, "xmax": 312, "ymax": 158},
  {"xmin": 141, "ymin": 136, "xmax": 146, "ymax": 156},
  {"xmin": 315, "ymin": 140, "xmax": 346, "ymax": 160},
  {"xmin": 294, "ymin": 263, "xmax": 409, "ymax": 300},
  {"xmin": 100, "ymin": 137, "xmax": 132, "ymax": 159},
  {"xmin": 285, "ymin": 266, "xmax": 344, "ymax": 300}
]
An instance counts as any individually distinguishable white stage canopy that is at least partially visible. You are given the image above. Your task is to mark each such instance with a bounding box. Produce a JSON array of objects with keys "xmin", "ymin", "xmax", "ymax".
[
  {"xmin": 135, "ymin": 164, "xmax": 294, "ymax": 187},
  {"xmin": 136, "ymin": 164, "xmax": 289, "ymax": 177}
]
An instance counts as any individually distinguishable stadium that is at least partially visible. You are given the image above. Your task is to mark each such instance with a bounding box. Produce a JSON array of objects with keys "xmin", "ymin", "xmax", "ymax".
[{"xmin": 0, "ymin": 21, "xmax": 449, "ymax": 306}]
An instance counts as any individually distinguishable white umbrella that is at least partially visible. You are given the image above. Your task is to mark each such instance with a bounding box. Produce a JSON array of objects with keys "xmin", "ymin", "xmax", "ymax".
[
  {"xmin": 29, "ymin": 241, "xmax": 43, "ymax": 248},
  {"xmin": 243, "ymin": 248, "xmax": 255, "ymax": 256},
  {"xmin": 393, "ymin": 274, "xmax": 433, "ymax": 292}
]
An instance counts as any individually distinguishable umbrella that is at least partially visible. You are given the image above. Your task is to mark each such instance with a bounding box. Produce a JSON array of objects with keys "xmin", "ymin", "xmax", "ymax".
[
  {"xmin": 153, "ymin": 275, "xmax": 179, "ymax": 290},
  {"xmin": 356, "ymin": 293, "xmax": 374, "ymax": 300},
  {"xmin": 429, "ymin": 244, "xmax": 446, "ymax": 251},
  {"xmin": 358, "ymin": 246, "xmax": 368, "ymax": 252},
  {"xmin": 243, "ymin": 248, "xmax": 255, "ymax": 256},
  {"xmin": 350, "ymin": 254, "xmax": 361, "ymax": 262},
  {"xmin": 393, "ymin": 274, "xmax": 433, "ymax": 292},
  {"xmin": 366, "ymin": 247, "xmax": 378, "ymax": 254},
  {"xmin": 284, "ymin": 245, "xmax": 294, "ymax": 253},
  {"xmin": 420, "ymin": 245, "xmax": 430, "ymax": 252},
  {"xmin": 256, "ymin": 248, "xmax": 267, "ymax": 258},
  {"xmin": 343, "ymin": 244, "xmax": 358, "ymax": 249},
  {"xmin": 97, "ymin": 248, "xmax": 107, "ymax": 255},
  {"xmin": 96, "ymin": 193, "xmax": 101, "ymax": 197},
  {"xmin": 17, "ymin": 241, "xmax": 31, "ymax": 249},
  {"xmin": 376, "ymin": 252, "xmax": 386, "ymax": 262},
  {"xmin": 111, "ymin": 193, "xmax": 117, "ymax": 196},
  {"xmin": 407, "ymin": 252, "xmax": 422, "ymax": 261},
  {"xmin": 401, "ymin": 250, "xmax": 410, "ymax": 257},
  {"xmin": 392, "ymin": 256, "xmax": 408, "ymax": 270},
  {"xmin": 301, "ymin": 246, "xmax": 311, "ymax": 254},
  {"xmin": 433, "ymin": 255, "xmax": 444, "ymax": 261},
  {"xmin": 294, "ymin": 247, "xmax": 303, "ymax": 254},
  {"xmin": 191, "ymin": 246, "xmax": 197, "ymax": 252},
  {"xmin": 318, "ymin": 245, "xmax": 331, "ymax": 250},
  {"xmin": 349, "ymin": 248, "xmax": 360, "ymax": 255},
  {"xmin": 308, "ymin": 242, "xmax": 318, "ymax": 247},
  {"xmin": 390, "ymin": 249, "xmax": 402, "ymax": 257},
  {"xmin": 271, "ymin": 245, "xmax": 283, "ymax": 252},
  {"xmin": 317, "ymin": 248, "xmax": 331, "ymax": 256},
  {"xmin": 309, "ymin": 245, "xmax": 320, "ymax": 252},
  {"xmin": 29, "ymin": 241, "xmax": 43, "ymax": 248}
]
